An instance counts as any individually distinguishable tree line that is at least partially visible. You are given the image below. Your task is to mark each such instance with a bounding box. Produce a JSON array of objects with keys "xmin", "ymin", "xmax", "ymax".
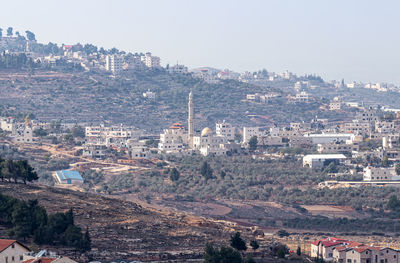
[
  {"xmin": 0, "ymin": 158, "xmax": 38, "ymax": 184},
  {"xmin": 0, "ymin": 193, "xmax": 91, "ymax": 252}
]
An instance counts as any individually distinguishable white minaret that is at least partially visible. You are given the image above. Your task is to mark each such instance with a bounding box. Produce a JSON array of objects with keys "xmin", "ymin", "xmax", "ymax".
[{"xmin": 188, "ymin": 91, "xmax": 194, "ymax": 148}]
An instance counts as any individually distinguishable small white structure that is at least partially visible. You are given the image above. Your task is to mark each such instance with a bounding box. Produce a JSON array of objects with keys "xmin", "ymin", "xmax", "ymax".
[
  {"xmin": 143, "ymin": 90, "xmax": 156, "ymax": 99},
  {"xmin": 303, "ymin": 154, "xmax": 347, "ymax": 169},
  {"xmin": 167, "ymin": 64, "xmax": 188, "ymax": 74},
  {"xmin": 0, "ymin": 239, "xmax": 30, "ymax": 263}
]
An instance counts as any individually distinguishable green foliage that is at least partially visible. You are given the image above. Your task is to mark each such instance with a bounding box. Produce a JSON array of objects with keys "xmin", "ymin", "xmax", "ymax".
[
  {"xmin": 387, "ymin": 195, "xmax": 400, "ymax": 211},
  {"xmin": 230, "ymin": 232, "xmax": 247, "ymax": 251},
  {"xmin": 297, "ymin": 246, "xmax": 301, "ymax": 256},
  {"xmin": 170, "ymin": 168, "xmax": 180, "ymax": 181},
  {"xmin": 396, "ymin": 163, "xmax": 400, "ymax": 176},
  {"xmin": 0, "ymin": 159, "xmax": 38, "ymax": 184},
  {"xmin": 277, "ymin": 247, "xmax": 286, "ymax": 258},
  {"xmin": 277, "ymin": 229, "xmax": 290, "ymax": 237},
  {"xmin": 201, "ymin": 161, "xmax": 213, "ymax": 180},
  {"xmin": 0, "ymin": 193, "xmax": 90, "ymax": 251},
  {"xmin": 248, "ymin": 136, "xmax": 258, "ymax": 151},
  {"xmin": 250, "ymin": 240, "xmax": 259, "ymax": 251},
  {"xmin": 203, "ymin": 243, "xmax": 243, "ymax": 263},
  {"xmin": 33, "ymin": 128, "xmax": 48, "ymax": 137}
]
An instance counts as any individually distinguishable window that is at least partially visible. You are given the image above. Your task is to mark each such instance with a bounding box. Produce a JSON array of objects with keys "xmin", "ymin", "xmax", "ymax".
[
  {"xmin": 20, "ymin": 256, "xmax": 23, "ymax": 261},
  {"xmin": 11, "ymin": 244, "xmax": 14, "ymax": 248},
  {"xmin": 12, "ymin": 256, "xmax": 14, "ymax": 261}
]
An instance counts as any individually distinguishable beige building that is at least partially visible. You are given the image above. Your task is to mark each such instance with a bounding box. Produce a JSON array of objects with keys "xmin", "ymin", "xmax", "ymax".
[
  {"xmin": 193, "ymin": 127, "xmax": 227, "ymax": 156},
  {"xmin": 363, "ymin": 166, "xmax": 398, "ymax": 181},
  {"xmin": 158, "ymin": 123, "xmax": 188, "ymax": 153},
  {"xmin": 0, "ymin": 239, "xmax": 30, "ymax": 263},
  {"xmin": 216, "ymin": 120, "xmax": 235, "ymax": 141},
  {"xmin": 317, "ymin": 142, "xmax": 358, "ymax": 154}
]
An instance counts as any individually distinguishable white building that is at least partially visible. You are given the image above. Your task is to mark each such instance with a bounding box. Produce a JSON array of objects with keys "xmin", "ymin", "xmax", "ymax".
[
  {"xmin": 128, "ymin": 139, "xmax": 151, "ymax": 159},
  {"xmin": 23, "ymin": 250, "xmax": 77, "ymax": 263},
  {"xmin": 0, "ymin": 117, "xmax": 16, "ymax": 133},
  {"xmin": 303, "ymin": 154, "xmax": 347, "ymax": 169},
  {"xmin": 0, "ymin": 239, "xmax": 30, "ymax": 263},
  {"xmin": 343, "ymin": 120, "xmax": 372, "ymax": 135},
  {"xmin": 143, "ymin": 90, "xmax": 156, "ymax": 99},
  {"xmin": 243, "ymin": 127, "xmax": 263, "ymax": 143},
  {"xmin": 141, "ymin": 52, "xmax": 161, "ymax": 68},
  {"xmin": 158, "ymin": 123, "xmax": 188, "ymax": 153},
  {"xmin": 329, "ymin": 97, "xmax": 342, "ymax": 111},
  {"xmin": 216, "ymin": 120, "xmax": 235, "ymax": 141},
  {"xmin": 168, "ymin": 64, "xmax": 188, "ymax": 74},
  {"xmin": 82, "ymin": 144, "xmax": 107, "ymax": 159},
  {"xmin": 85, "ymin": 124, "xmax": 136, "ymax": 147},
  {"xmin": 363, "ymin": 167, "xmax": 399, "ymax": 181},
  {"xmin": 105, "ymin": 55, "xmax": 123, "ymax": 74},
  {"xmin": 304, "ymin": 133, "xmax": 355, "ymax": 144},
  {"xmin": 193, "ymin": 127, "xmax": 227, "ymax": 156},
  {"xmin": 293, "ymin": 91, "xmax": 311, "ymax": 102}
]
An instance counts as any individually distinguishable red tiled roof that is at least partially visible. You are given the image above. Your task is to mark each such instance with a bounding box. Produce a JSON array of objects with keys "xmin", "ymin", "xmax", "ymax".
[
  {"xmin": 321, "ymin": 240, "xmax": 346, "ymax": 247},
  {"xmin": 22, "ymin": 258, "xmax": 57, "ymax": 263},
  {"xmin": 0, "ymin": 239, "xmax": 16, "ymax": 253}
]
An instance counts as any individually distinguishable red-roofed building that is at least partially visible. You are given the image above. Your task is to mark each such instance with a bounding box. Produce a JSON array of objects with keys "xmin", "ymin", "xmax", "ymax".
[
  {"xmin": 0, "ymin": 239, "xmax": 30, "ymax": 263},
  {"xmin": 311, "ymin": 237, "xmax": 349, "ymax": 260},
  {"xmin": 312, "ymin": 237, "xmax": 400, "ymax": 263},
  {"xmin": 22, "ymin": 257, "xmax": 76, "ymax": 263}
]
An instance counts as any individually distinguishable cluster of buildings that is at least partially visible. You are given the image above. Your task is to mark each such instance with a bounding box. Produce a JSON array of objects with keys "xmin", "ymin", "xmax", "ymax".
[
  {"xmin": 311, "ymin": 237, "xmax": 400, "ymax": 263},
  {"xmin": 0, "ymin": 239, "xmax": 76, "ymax": 263}
]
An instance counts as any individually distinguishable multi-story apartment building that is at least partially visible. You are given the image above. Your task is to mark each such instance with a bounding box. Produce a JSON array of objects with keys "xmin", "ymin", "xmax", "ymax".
[
  {"xmin": 105, "ymin": 54, "xmax": 123, "ymax": 74},
  {"xmin": 85, "ymin": 124, "xmax": 136, "ymax": 147},
  {"xmin": 343, "ymin": 121, "xmax": 372, "ymax": 135},
  {"xmin": 363, "ymin": 167, "xmax": 398, "ymax": 181},
  {"xmin": 158, "ymin": 123, "xmax": 188, "ymax": 153},
  {"xmin": 141, "ymin": 52, "xmax": 161, "ymax": 68},
  {"xmin": 243, "ymin": 127, "xmax": 263, "ymax": 143},
  {"xmin": 216, "ymin": 120, "xmax": 235, "ymax": 141}
]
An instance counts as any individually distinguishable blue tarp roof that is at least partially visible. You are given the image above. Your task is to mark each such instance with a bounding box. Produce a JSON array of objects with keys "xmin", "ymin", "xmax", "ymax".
[{"xmin": 55, "ymin": 170, "xmax": 83, "ymax": 181}]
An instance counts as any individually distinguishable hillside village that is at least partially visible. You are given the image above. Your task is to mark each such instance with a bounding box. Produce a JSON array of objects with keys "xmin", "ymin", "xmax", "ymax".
[{"xmin": 2, "ymin": 27, "xmax": 400, "ymax": 263}]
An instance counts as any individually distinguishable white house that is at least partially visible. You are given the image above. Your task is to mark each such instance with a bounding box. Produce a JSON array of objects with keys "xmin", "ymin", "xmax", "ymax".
[
  {"xmin": 243, "ymin": 127, "xmax": 263, "ymax": 143},
  {"xmin": 0, "ymin": 239, "xmax": 30, "ymax": 263},
  {"xmin": 363, "ymin": 167, "xmax": 399, "ymax": 181},
  {"xmin": 216, "ymin": 120, "xmax": 235, "ymax": 141}
]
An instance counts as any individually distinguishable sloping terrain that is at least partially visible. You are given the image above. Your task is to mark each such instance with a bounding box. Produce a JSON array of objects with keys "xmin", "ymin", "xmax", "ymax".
[{"xmin": 0, "ymin": 182, "xmax": 230, "ymax": 261}]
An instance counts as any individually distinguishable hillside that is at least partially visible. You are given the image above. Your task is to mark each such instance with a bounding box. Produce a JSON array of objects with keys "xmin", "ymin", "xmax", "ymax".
[
  {"xmin": 0, "ymin": 182, "xmax": 232, "ymax": 261},
  {"xmin": 0, "ymin": 69, "xmax": 348, "ymax": 131}
]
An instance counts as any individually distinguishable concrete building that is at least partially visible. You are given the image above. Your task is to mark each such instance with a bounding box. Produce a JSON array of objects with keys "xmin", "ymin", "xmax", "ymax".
[
  {"xmin": 0, "ymin": 117, "xmax": 16, "ymax": 133},
  {"xmin": 303, "ymin": 154, "xmax": 347, "ymax": 169},
  {"xmin": 167, "ymin": 64, "xmax": 188, "ymax": 74},
  {"xmin": 193, "ymin": 127, "xmax": 227, "ymax": 156},
  {"xmin": 304, "ymin": 133, "xmax": 355, "ymax": 144},
  {"xmin": 311, "ymin": 237, "xmax": 351, "ymax": 261},
  {"xmin": 375, "ymin": 121, "xmax": 398, "ymax": 134},
  {"xmin": 0, "ymin": 239, "xmax": 30, "ymax": 263},
  {"xmin": 243, "ymin": 127, "xmax": 263, "ymax": 143},
  {"xmin": 105, "ymin": 54, "xmax": 123, "ymax": 74},
  {"xmin": 363, "ymin": 167, "xmax": 399, "ymax": 181},
  {"xmin": 158, "ymin": 123, "xmax": 188, "ymax": 153},
  {"xmin": 128, "ymin": 140, "xmax": 151, "ymax": 159},
  {"xmin": 85, "ymin": 124, "xmax": 136, "ymax": 147},
  {"xmin": 317, "ymin": 142, "xmax": 358, "ymax": 154},
  {"xmin": 216, "ymin": 120, "xmax": 234, "ymax": 141},
  {"xmin": 383, "ymin": 135, "xmax": 400, "ymax": 149},
  {"xmin": 82, "ymin": 144, "xmax": 107, "ymax": 159},
  {"xmin": 329, "ymin": 97, "xmax": 342, "ymax": 111},
  {"xmin": 343, "ymin": 121, "xmax": 372, "ymax": 135},
  {"xmin": 141, "ymin": 52, "xmax": 161, "ymax": 68},
  {"xmin": 293, "ymin": 91, "xmax": 311, "ymax": 102}
]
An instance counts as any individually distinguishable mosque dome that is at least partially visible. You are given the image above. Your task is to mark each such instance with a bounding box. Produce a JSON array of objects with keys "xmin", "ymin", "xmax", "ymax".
[{"xmin": 201, "ymin": 127, "xmax": 213, "ymax": 137}]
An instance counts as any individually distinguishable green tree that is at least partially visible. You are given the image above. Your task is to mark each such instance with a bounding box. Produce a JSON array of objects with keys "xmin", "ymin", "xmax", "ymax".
[
  {"xmin": 382, "ymin": 156, "xmax": 390, "ymax": 167},
  {"xmin": 387, "ymin": 195, "xmax": 400, "ymax": 211},
  {"xmin": 25, "ymin": 30, "xmax": 36, "ymax": 41},
  {"xmin": 201, "ymin": 161, "xmax": 213, "ymax": 180},
  {"xmin": 250, "ymin": 240, "xmax": 259, "ymax": 251},
  {"xmin": 230, "ymin": 232, "xmax": 247, "ymax": 251},
  {"xmin": 248, "ymin": 136, "xmax": 258, "ymax": 151},
  {"xmin": 203, "ymin": 243, "xmax": 243, "ymax": 263},
  {"xmin": 277, "ymin": 247, "xmax": 286, "ymax": 258},
  {"xmin": 297, "ymin": 246, "xmax": 301, "ymax": 256},
  {"xmin": 80, "ymin": 228, "xmax": 91, "ymax": 252},
  {"xmin": 11, "ymin": 202, "xmax": 32, "ymax": 241},
  {"xmin": 396, "ymin": 163, "xmax": 400, "ymax": 175},
  {"xmin": 7, "ymin": 27, "xmax": 13, "ymax": 37},
  {"xmin": 17, "ymin": 160, "xmax": 38, "ymax": 184},
  {"xmin": 170, "ymin": 168, "xmax": 180, "ymax": 181},
  {"xmin": 245, "ymin": 256, "xmax": 256, "ymax": 263}
]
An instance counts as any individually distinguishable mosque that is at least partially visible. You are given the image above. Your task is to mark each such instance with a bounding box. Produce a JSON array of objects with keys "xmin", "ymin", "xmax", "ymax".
[{"xmin": 158, "ymin": 91, "xmax": 230, "ymax": 156}]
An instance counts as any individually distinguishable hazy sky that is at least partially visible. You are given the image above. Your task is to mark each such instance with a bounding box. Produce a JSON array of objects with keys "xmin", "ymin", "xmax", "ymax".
[{"xmin": 1, "ymin": 0, "xmax": 400, "ymax": 84}]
